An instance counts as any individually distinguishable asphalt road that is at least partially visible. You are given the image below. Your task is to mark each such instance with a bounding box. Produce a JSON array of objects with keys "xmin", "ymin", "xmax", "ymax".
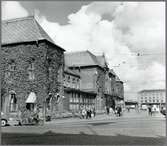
[{"xmin": 1, "ymin": 110, "xmax": 166, "ymax": 145}]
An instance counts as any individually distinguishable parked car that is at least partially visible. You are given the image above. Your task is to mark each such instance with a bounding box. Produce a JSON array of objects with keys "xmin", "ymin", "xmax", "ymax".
[
  {"xmin": 1, "ymin": 112, "xmax": 20, "ymax": 127},
  {"xmin": 160, "ymin": 107, "xmax": 166, "ymax": 116}
]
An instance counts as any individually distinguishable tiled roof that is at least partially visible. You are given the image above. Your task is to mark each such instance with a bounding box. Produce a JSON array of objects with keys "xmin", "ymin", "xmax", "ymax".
[
  {"xmin": 2, "ymin": 16, "xmax": 55, "ymax": 45},
  {"xmin": 65, "ymin": 50, "xmax": 103, "ymax": 67},
  {"xmin": 64, "ymin": 66, "xmax": 80, "ymax": 77}
]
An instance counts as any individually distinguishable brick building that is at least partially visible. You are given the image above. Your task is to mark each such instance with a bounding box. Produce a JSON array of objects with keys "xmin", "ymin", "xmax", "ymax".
[
  {"xmin": 65, "ymin": 51, "xmax": 124, "ymax": 112},
  {"xmin": 1, "ymin": 16, "xmax": 65, "ymax": 123},
  {"xmin": 63, "ymin": 66, "xmax": 96, "ymax": 113}
]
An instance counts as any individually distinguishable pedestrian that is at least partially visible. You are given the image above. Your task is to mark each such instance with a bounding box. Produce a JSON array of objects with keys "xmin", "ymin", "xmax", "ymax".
[
  {"xmin": 89, "ymin": 109, "xmax": 92, "ymax": 118},
  {"xmin": 115, "ymin": 106, "xmax": 118, "ymax": 116},
  {"xmin": 106, "ymin": 106, "xmax": 110, "ymax": 115},
  {"xmin": 81, "ymin": 108, "xmax": 86, "ymax": 119},
  {"xmin": 117, "ymin": 106, "xmax": 122, "ymax": 117},
  {"xmin": 93, "ymin": 107, "xmax": 96, "ymax": 117},
  {"xmin": 148, "ymin": 106, "xmax": 152, "ymax": 116}
]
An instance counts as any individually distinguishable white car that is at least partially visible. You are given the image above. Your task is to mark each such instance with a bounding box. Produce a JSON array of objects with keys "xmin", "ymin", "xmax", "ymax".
[{"xmin": 1, "ymin": 112, "xmax": 19, "ymax": 127}]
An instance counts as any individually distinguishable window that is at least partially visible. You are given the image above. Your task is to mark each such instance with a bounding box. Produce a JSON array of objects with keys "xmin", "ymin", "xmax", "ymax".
[
  {"xmin": 9, "ymin": 60, "xmax": 16, "ymax": 71},
  {"xmin": 28, "ymin": 59, "xmax": 35, "ymax": 80},
  {"xmin": 26, "ymin": 103, "xmax": 34, "ymax": 111},
  {"xmin": 9, "ymin": 92, "xmax": 17, "ymax": 112},
  {"xmin": 157, "ymin": 100, "xmax": 159, "ymax": 103},
  {"xmin": 145, "ymin": 100, "xmax": 147, "ymax": 103},
  {"xmin": 72, "ymin": 78, "xmax": 75, "ymax": 83}
]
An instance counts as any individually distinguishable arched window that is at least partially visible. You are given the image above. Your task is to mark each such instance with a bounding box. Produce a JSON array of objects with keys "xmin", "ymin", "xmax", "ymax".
[{"xmin": 9, "ymin": 92, "xmax": 17, "ymax": 112}]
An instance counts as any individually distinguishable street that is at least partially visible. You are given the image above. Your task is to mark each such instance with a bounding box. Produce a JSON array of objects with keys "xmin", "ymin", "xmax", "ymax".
[{"xmin": 1, "ymin": 110, "xmax": 166, "ymax": 145}]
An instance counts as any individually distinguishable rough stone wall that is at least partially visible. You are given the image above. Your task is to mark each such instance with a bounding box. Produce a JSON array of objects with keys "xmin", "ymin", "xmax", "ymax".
[
  {"xmin": 1, "ymin": 41, "xmax": 64, "ymax": 120},
  {"xmin": 45, "ymin": 42, "xmax": 64, "ymax": 114}
]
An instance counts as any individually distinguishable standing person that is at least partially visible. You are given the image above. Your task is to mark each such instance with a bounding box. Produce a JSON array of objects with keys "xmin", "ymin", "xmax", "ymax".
[
  {"xmin": 93, "ymin": 107, "xmax": 96, "ymax": 117},
  {"xmin": 148, "ymin": 106, "xmax": 152, "ymax": 116},
  {"xmin": 106, "ymin": 106, "xmax": 110, "ymax": 115},
  {"xmin": 81, "ymin": 108, "xmax": 86, "ymax": 119},
  {"xmin": 115, "ymin": 106, "xmax": 118, "ymax": 116},
  {"xmin": 89, "ymin": 108, "xmax": 92, "ymax": 118},
  {"xmin": 118, "ymin": 106, "xmax": 122, "ymax": 117}
]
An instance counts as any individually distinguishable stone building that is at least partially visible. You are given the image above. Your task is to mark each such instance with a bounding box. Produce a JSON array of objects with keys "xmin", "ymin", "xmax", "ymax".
[{"xmin": 1, "ymin": 16, "xmax": 65, "ymax": 122}]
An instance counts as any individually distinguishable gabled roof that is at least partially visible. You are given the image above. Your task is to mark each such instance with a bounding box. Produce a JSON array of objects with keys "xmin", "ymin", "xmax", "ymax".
[
  {"xmin": 96, "ymin": 55, "xmax": 108, "ymax": 68},
  {"xmin": 65, "ymin": 50, "xmax": 103, "ymax": 67},
  {"xmin": 64, "ymin": 66, "xmax": 80, "ymax": 77},
  {"xmin": 2, "ymin": 16, "xmax": 55, "ymax": 46}
]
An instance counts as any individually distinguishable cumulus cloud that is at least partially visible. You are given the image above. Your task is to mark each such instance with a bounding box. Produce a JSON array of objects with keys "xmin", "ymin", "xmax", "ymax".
[
  {"xmin": 2, "ymin": 1, "xmax": 165, "ymax": 100},
  {"xmin": 2, "ymin": 1, "xmax": 28, "ymax": 20}
]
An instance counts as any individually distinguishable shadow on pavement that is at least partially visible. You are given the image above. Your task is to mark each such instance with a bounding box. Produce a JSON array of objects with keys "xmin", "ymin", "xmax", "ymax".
[{"xmin": 2, "ymin": 131, "xmax": 166, "ymax": 145}]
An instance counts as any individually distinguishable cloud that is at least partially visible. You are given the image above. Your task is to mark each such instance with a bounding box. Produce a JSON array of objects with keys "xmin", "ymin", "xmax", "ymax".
[
  {"xmin": 2, "ymin": 1, "xmax": 29, "ymax": 20},
  {"xmin": 2, "ymin": 2, "xmax": 165, "ymax": 100},
  {"xmin": 39, "ymin": 2, "xmax": 165, "ymax": 100}
]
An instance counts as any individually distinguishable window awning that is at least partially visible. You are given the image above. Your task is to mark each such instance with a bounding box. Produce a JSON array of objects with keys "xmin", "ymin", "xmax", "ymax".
[{"xmin": 26, "ymin": 92, "xmax": 36, "ymax": 103}]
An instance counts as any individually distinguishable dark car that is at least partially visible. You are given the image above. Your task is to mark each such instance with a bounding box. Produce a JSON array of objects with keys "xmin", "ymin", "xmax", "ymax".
[{"xmin": 160, "ymin": 108, "xmax": 166, "ymax": 116}]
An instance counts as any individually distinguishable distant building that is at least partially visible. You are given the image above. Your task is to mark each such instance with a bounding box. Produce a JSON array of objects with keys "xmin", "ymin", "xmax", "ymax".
[
  {"xmin": 138, "ymin": 89, "xmax": 166, "ymax": 110},
  {"xmin": 1, "ymin": 16, "xmax": 65, "ymax": 122}
]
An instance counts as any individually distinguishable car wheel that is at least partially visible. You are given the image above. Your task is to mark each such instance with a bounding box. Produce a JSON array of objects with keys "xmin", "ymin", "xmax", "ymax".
[{"xmin": 1, "ymin": 119, "xmax": 7, "ymax": 127}]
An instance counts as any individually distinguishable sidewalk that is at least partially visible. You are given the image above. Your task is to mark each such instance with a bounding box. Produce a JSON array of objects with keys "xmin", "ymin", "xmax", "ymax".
[
  {"xmin": 45, "ymin": 110, "xmax": 165, "ymax": 125},
  {"xmin": 45, "ymin": 113, "xmax": 118, "ymax": 125}
]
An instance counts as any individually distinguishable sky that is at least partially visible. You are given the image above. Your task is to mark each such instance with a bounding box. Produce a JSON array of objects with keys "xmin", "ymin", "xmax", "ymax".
[{"xmin": 2, "ymin": 1, "xmax": 165, "ymax": 101}]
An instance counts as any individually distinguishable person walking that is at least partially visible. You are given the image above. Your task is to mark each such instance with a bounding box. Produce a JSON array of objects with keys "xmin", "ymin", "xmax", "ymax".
[
  {"xmin": 148, "ymin": 106, "xmax": 152, "ymax": 116},
  {"xmin": 81, "ymin": 108, "xmax": 86, "ymax": 119},
  {"xmin": 118, "ymin": 106, "xmax": 122, "ymax": 117},
  {"xmin": 106, "ymin": 106, "xmax": 110, "ymax": 115},
  {"xmin": 93, "ymin": 107, "xmax": 96, "ymax": 117}
]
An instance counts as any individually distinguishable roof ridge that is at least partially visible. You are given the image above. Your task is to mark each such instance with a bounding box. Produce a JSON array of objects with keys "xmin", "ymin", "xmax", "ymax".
[
  {"xmin": 33, "ymin": 18, "xmax": 54, "ymax": 43},
  {"xmin": 2, "ymin": 16, "xmax": 34, "ymax": 23},
  {"xmin": 65, "ymin": 50, "xmax": 87, "ymax": 54}
]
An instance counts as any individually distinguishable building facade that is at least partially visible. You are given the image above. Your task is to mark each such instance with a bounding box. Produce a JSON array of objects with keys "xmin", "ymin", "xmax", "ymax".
[
  {"xmin": 138, "ymin": 89, "xmax": 166, "ymax": 110},
  {"xmin": 63, "ymin": 66, "xmax": 96, "ymax": 112},
  {"xmin": 1, "ymin": 16, "xmax": 65, "ymax": 123},
  {"xmin": 65, "ymin": 51, "xmax": 124, "ymax": 113}
]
